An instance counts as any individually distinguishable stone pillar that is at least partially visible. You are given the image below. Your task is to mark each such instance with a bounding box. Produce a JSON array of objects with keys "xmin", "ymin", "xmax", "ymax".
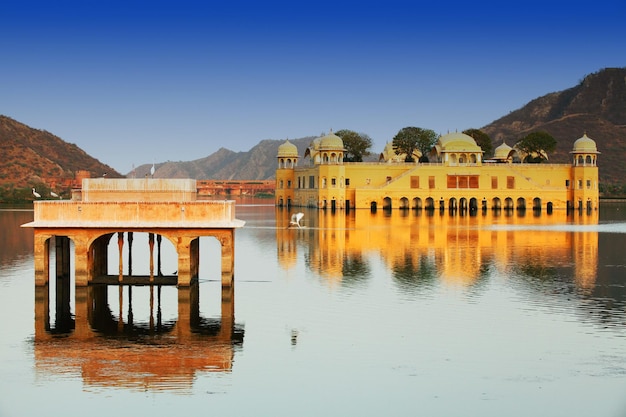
[
  {"xmin": 74, "ymin": 236, "xmax": 91, "ymax": 287},
  {"xmin": 220, "ymin": 229, "xmax": 235, "ymax": 287},
  {"xmin": 157, "ymin": 235, "xmax": 163, "ymax": 277},
  {"xmin": 34, "ymin": 232, "xmax": 51, "ymax": 286},
  {"xmin": 156, "ymin": 234, "xmax": 162, "ymax": 277},
  {"xmin": 118, "ymin": 232, "xmax": 124, "ymax": 282},
  {"xmin": 127, "ymin": 232, "xmax": 134, "ymax": 276},
  {"xmin": 55, "ymin": 236, "xmax": 71, "ymax": 280},
  {"xmin": 176, "ymin": 236, "xmax": 196, "ymax": 287},
  {"xmin": 149, "ymin": 233, "xmax": 155, "ymax": 282}
]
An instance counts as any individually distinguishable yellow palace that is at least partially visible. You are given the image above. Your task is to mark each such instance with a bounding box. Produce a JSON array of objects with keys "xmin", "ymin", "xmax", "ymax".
[{"xmin": 275, "ymin": 130, "xmax": 599, "ymax": 211}]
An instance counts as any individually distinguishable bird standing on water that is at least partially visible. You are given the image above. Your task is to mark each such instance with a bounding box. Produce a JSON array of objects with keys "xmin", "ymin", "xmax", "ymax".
[{"xmin": 289, "ymin": 212, "xmax": 304, "ymax": 228}]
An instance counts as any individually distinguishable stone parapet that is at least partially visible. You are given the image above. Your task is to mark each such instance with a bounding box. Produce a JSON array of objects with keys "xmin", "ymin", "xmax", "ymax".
[
  {"xmin": 82, "ymin": 178, "xmax": 198, "ymax": 202},
  {"xmin": 24, "ymin": 200, "xmax": 243, "ymax": 228}
]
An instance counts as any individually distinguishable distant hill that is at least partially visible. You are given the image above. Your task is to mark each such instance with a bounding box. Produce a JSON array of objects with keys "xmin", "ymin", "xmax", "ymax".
[
  {"xmin": 0, "ymin": 115, "xmax": 121, "ymax": 200},
  {"xmin": 481, "ymin": 67, "xmax": 626, "ymax": 184},
  {"xmin": 132, "ymin": 137, "xmax": 314, "ymax": 180}
]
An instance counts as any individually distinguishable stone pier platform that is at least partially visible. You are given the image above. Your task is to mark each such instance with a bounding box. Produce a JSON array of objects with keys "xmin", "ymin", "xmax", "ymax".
[{"xmin": 22, "ymin": 178, "xmax": 245, "ymax": 288}]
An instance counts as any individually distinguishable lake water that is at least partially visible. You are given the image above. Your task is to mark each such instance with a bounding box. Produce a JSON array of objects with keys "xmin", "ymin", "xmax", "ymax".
[{"xmin": 1, "ymin": 201, "xmax": 626, "ymax": 417}]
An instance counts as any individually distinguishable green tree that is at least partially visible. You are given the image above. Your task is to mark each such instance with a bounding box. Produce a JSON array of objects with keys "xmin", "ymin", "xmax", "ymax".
[
  {"xmin": 392, "ymin": 127, "xmax": 438, "ymax": 162},
  {"xmin": 335, "ymin": 129, "xmax": 373, "ymax": 162},
  {"xmin": 516, "ymin": 131, "xmax": 557, "ymax": 163},
  {"xmin": 463, "ymin": 128, "xmax": 493, "ymax": 158}
]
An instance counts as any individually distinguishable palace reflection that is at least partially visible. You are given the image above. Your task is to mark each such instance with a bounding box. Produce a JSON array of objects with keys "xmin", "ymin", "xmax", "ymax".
[
  {"xmin": 34, "ymin": 282, "xmax": 244, "ymax": 392},
  {"xmin": 276, "ymin": 207, "xmax": 600, "ymax": 291}
]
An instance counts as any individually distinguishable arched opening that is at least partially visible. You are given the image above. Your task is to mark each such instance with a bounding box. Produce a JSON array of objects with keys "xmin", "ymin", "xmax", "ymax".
[
  {"xmin": 504, "ymin": 197, "xmax": 514, "ymax": 210},
  {"xmin": 547, "ymin": 202, "xmax": 554, "ymax": 214},
  {"xmin": 383, "ymin": 197, "xmax": 392, "ymax": 210},
  {"xmin": 399, "ymin": 197, "xmax": 409, "ymax": 210},
  {"xmin": 107, "ymin": 232, "xmax": 178, "ymax": 280},
  {"xmin": 533, "ymin": 197, "xmax": 541, "ymax": 210},
  {"xmin": 448, "ymin": 198, "xmax": 457, "ymax": 210},
  {"xmin": 45, "ymin": 235, "xmax": 76, "ymax": 334},
  {"xmin": 425, "ymin": 197, "xmax": 435, "ymax": 210},
  {"xmin": 370, "ymin": 201, "xmax": 377, "ymax": 212},
  {"xmin": 517, "ymin": 198, "xmax": 526, "ymax": 210},
  {"xmin": 469, "ymin": 198, "xmax": 478, "ymax": 211},
  {"xmin": 492, "ymin": 197, "xmax": 501, "ymax": 209},
  {"xmin": 412, "ymin": 197, "xmax": 423, "ymax": 210},
  {"xmin": 459, "ymin": 198, "xmax": 467, "ymax": 210}
]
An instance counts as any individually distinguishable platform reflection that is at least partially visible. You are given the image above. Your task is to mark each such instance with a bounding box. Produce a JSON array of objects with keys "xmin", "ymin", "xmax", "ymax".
[{"xmin": 34, "ymin": 283, "xmax": 243, "ymax": 392}]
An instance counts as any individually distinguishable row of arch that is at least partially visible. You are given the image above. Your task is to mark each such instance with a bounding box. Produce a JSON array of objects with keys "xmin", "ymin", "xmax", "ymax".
[
  {"xmin": 372, "ymin": 197, "xmax": 552, "ymax": 211},
  {"xmin": 369, "ymin": 197, "xmax": 594, "ymax": 211},
  {"xmin": 35, "ymin": 230, "xmax": 229, "ymax": 288},
  {"xmin": 278, "ymin": 158, "xmax": 297, "ymax": 169}
]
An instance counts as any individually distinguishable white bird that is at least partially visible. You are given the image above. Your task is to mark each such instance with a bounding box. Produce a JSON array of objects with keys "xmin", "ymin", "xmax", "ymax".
[
  {"xmin": 289, "ymin": 212, "xmax": 304, "ymax": 228},
  {"xmin": 150, "ymin": 163, "xmax": 155, "ymax": 177},
  {"xmin": 32, "ymin": 188, "xmax": 41, "ymax": 198},
  {"xmin": 50, "ymin": 191, "xmax": 59, "ymax": 198}
]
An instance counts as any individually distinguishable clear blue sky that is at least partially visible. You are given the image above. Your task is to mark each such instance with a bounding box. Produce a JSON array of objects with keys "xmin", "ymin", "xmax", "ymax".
[{"xmin": 1, "ymin": 0, "xmax": 624, "ymax": 174}]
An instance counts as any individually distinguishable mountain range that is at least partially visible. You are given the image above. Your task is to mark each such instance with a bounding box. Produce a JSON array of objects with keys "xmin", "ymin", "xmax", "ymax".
[
  {"xmin": 1, "ymin": 67, "xmax": 625, "ymax": 201},
  {"xmin": 135, "ymin": 67, "xmax": 626, "ymax": 185},
  {"xmin": 482, "ymin": 67, "xmax": 626, "ymax": 184}
]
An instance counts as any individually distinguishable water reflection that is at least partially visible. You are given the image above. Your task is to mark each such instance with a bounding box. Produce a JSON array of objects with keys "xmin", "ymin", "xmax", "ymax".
[
  {"xmin": 34, "ymin": 282, "xmax": 244, "ymax": 392},
  {"xmin": 274, "ymin": 206, "xmax": 626, "ymax": 328},
  {"xmin": 0, "ymin": 209, "xmax": 33, "ymax": 268}
]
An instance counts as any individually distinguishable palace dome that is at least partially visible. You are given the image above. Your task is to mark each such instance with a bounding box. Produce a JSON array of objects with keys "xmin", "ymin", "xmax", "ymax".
[
  {"xmin": 572, "ymin": 133, "xmax": 599, "ymax": 154},
  {"xmin": 319, "ymin": 130, "xmax": 344, "ymax": 150},
  {"xmin": 277, "ymin": 140, "xmax": 298, "ymax": 157},
  {"xmin": 493, "ymin": 141, "xmax": 513, "ymax": 160},
  {"xmin": 436, "ymin": 132, "xmax": 482, "ymax": 152}
]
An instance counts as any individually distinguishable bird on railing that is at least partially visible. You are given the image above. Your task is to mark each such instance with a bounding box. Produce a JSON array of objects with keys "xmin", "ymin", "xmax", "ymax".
[
  {"xmin": 289, "ymin": 212, "xmax": 304, "ymax": 228},
  {"xmin": 32, "ymin": 188, "xmax": 41, "ymax": 198},
  {"xmin": 50, "ymin": 191, "xmax": 59, "ymax": 198}
]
